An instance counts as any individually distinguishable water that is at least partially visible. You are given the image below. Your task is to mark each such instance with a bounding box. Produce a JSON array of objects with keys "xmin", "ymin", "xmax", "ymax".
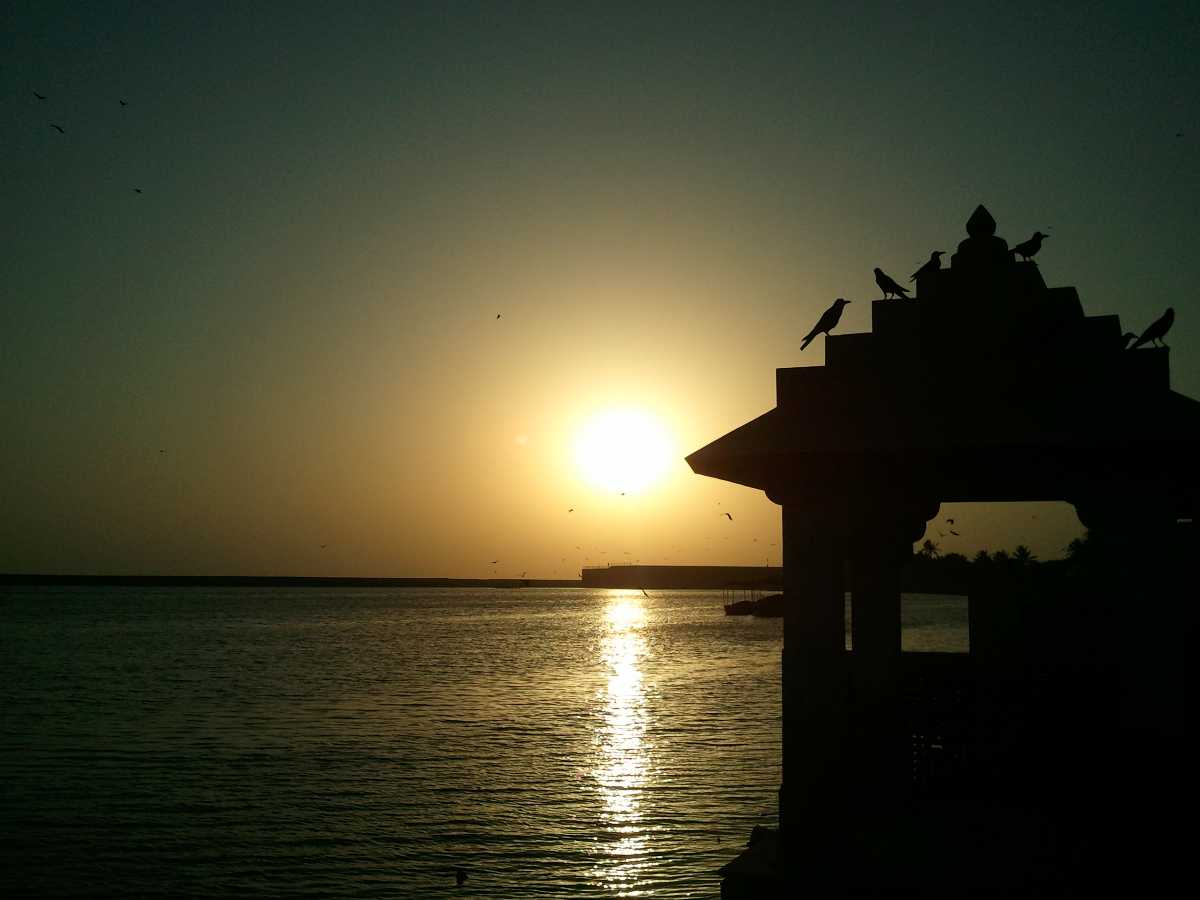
[{"xmin": 0, "ymin": 587, "xmax": 965, "ymax": 898}]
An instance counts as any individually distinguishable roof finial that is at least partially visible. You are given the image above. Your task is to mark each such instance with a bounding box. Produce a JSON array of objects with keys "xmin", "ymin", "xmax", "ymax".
[{"xmin": 966, "ymin": 205, "xmax": 996, "ymax": 239}]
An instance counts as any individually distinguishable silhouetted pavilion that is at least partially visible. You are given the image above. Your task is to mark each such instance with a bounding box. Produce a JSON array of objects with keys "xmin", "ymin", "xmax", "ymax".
[{"xmin": 688, "ymin": 206, "xmax": 1198, "ymax": 897}]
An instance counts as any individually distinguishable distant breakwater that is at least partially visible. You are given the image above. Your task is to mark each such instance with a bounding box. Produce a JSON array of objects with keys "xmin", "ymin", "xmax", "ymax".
[{"xmin": 0, "ymin": 574, "xmax": 581, "ymax": 589}]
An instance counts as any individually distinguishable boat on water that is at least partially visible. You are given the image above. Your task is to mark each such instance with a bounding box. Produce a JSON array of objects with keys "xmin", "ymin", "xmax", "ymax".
[
  {"xmin": 723, "ymin": 591, "xmax": 785, "ymax": 617},
  {"xmin": 724, "ymin": 598, "xmax": 758, "ymax": 616}
]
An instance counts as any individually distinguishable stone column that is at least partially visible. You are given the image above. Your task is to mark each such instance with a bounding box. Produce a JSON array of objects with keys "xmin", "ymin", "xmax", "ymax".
[
  {"xmin": 847, "ymin": 524, "xmax": 908, "ymax": 810},
  {"xmin": 1070, "ymin": 494, "xmax": 1190, "ymax": 892},
  {"xmin": 779, "ymin": 503, "xmax": 848, "ymax": 851}
]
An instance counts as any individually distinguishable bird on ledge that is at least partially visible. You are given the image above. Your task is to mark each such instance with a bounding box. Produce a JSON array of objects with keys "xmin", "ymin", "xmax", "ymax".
[
  {"xmin": 800, "ymin": 298, "xmax": 850, "ymax": 350},
  {"xmin": 1128, "ymin": 308, "xmax": 1174, "ymax": 350},
  {"xmin": 874, "ymin": 267, "xmax": 909, "ymax": 299}
]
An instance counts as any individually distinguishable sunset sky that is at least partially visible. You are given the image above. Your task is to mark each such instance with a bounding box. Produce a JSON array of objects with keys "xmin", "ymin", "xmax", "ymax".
[{"xmin": 4, "ymin": 2, "xmax": 1198, "ymax": 577}]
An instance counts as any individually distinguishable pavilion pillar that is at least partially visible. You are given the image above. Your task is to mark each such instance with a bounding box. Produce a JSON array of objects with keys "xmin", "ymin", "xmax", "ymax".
[
  {"xmin": 779, "ymin": 503, "xmax": 849, "ymax": 853},
  {"xmin": 1070, "ymin": 496, "xmax": 1192, "ymax": 891},
  {"xmin": 847, "ymin": 524, "xmax": 909, "ymax": 809}
]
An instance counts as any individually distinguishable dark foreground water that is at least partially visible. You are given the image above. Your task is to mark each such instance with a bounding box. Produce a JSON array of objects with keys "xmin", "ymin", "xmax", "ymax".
[{"xmin": 0, "ymin": 588, "xmax": 965, "ymax": 898}]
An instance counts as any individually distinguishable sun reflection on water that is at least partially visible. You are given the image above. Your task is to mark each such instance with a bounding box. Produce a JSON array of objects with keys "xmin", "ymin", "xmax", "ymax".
[{"xmin": 592, "ymin": 592, "xmax": 653, "ymax": 895}]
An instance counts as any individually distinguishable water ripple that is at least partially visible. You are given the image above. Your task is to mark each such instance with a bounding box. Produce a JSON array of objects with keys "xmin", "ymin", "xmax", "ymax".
[{"xmin": 0, "ymin": 586, "xmax": 959, "ymax": 896}]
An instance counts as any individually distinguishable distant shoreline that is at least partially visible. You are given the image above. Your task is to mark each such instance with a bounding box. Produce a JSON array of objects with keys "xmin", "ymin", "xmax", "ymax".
[
  {"xmin": 1, "ymin": 565, "xmax": 781, "ymax": 591},
  {"xmin": 0, "ymin": 574, "xmax": 582, "ymax": 589}
]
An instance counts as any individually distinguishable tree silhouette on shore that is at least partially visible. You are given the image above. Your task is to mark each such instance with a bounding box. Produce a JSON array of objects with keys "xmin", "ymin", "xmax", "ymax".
[{"xmin": 904, "ymin": 539, "xmax": 1064, "ymax": 593}]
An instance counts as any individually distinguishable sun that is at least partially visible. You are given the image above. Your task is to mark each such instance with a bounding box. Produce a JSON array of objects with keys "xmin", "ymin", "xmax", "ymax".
[{"xmin": 573, "ymin": 409, "xmax": 674, "ymax": 495}]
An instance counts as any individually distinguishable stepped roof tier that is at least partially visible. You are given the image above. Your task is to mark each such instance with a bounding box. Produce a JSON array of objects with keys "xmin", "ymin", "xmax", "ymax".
[{"xmin": 687, "ymin": 206, "xmax": 1199, "ymax": 520}]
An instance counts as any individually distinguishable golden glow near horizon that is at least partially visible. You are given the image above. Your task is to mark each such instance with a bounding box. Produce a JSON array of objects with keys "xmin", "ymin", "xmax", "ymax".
[{"xmin": 573, "ymin": 409, "xmax": 675, "ymax": 496}]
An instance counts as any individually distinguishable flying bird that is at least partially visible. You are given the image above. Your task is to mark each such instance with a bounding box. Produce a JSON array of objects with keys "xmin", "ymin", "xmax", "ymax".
[
  {"xmin": 950, "ymin": 530, "xmax": 960, "ymax": 536},
  {"xmin": 800, "ymin": 298, "xmax": 850, "ymax": 350},
  {"xmin": 909, "ymin": 251, "xmax": 944, "ymax": 282},
  {"xmin": 1129, "ymin": 307, "xmax": 1175, "ymax": 349},
  {"xmin": 490, "ymin": 559, "xmax": 499, "ymax": 565},
  {"xmin": 946, "ymin": 518, "xmax": 955, "ymax": 525},
  {"xmin": 50, "ymin": 123, "xmax": 64, "ymax": 134},
  {"xmin": 33, "ymin": 91, "xmax": 47, "ymax": 100},
  {"xmin": 723, "ymin": 512, "xmax": 733, "ymax": 520},
  {"xmin": 133, "ymin": 188, "xmax": 142, "ymax": 194},
  {"xmin": 1011, "ymin": 231, "xmax": 1048, "ymax": 262},
  {"xmin": 119, "ymin": 99, "xmax": 128, "ymax": 107},
  {"xmin": 495, "ymin": 313, "xmax": 501, "ymax": 319},
  {"xmin": 568, "ymin": 508, "xmax": 574, "ymax": 513}
]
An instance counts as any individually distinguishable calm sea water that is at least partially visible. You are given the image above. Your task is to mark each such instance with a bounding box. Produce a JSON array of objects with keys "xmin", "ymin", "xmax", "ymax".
[{"xmin": 0, "ymin": 587, "xmax": 965, "ymax": 898}]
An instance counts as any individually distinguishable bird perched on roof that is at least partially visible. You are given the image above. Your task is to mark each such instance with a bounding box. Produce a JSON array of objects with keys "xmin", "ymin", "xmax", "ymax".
[
  {"xmin": 1011, "ymin": 231, "xmax": 1048, "ymax": 262},
  {"xmin": 800, "ymin": 298, "xmax": 850, "ymax": 350},
  {"xmin": 910, "ymin": 251, "xmax": 944, "ymax": 282},
  {"xmin": 1128, "ymin": 307, "xmax": 1175, "ymax": 349},
  {"xmin": 874, "ymin": 268, "xmax": 909, "ymax": 299}
]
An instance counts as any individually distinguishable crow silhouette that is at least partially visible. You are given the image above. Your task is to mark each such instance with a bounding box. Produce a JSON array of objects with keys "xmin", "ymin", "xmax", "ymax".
[
  {"xmin": 909, "ymin": 251, "xmax": 944, "ymax": 282},
  {"xmin": 33, "ymin": 90, "xmax": 47, "ymax": 100},
  {"xmin": 1129, "ymin": 307, "xmax": 1174, "ymax": 349},
  {"xmin": 1011, "ymin": 231, "xmax": 1048, "ymax": 262},
  {"xmin": 800, "ymin": 298, "xmax": 850, "ymax": 350},
  {"xmin": 50, "ymin": 123, "xmax": 64, "ymax": 134},
  {"xmin": 874, "ymin": 268, "xmax": 909, "ymax": 299}
]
